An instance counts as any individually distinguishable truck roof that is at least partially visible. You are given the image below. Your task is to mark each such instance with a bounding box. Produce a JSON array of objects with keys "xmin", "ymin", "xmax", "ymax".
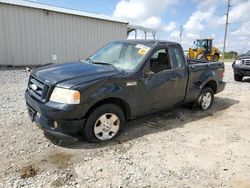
[{"xmin": 116, "ymin": 40, "xmax": 180, "ymax": 47}]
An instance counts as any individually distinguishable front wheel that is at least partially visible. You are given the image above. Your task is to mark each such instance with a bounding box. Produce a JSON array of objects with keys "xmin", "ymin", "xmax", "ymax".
[
  {"xmin": 83, "ymin": 104, "xmax": 125, "ymax": 143},
  {"xmin": 234, "ymin": 74, "xmax": 243, "ymax": 81},
  {"xmin": 212, "ymin": 54, "xmax": 219, "ymax": 61},
  {"xmin": 197, "ymin": 87, "xmax": 214, "ymax": 110}
]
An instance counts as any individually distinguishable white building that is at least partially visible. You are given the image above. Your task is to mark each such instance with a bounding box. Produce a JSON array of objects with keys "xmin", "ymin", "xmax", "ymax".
[{"xmin": 0, "ymin": 0, "xmax": 128, "ymax": 65}]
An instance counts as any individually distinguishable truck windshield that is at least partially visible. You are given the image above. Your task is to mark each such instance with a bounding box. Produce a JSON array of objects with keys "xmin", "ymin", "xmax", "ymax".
[
  {"xmin": 88, "ymin": 42, "xmax": 151, "ymax": 71},
  {"xmin": 245, "ymin": 50, "xmax": 250, "ymax": 55}
]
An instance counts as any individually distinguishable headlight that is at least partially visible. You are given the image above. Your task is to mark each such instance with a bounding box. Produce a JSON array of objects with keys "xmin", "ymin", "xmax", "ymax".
[
  {"xmin": 50, "ymin": 87, "xmax": 80, "ymax": 104},
  {"xmin": 235, "ymin": 59, "xmax": 242, "ymax": 65}
]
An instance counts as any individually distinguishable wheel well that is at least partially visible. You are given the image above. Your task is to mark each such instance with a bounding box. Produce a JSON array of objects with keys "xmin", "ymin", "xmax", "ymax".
[
  {"xmin": 85, "ymin": 97, "xmax": 131, "ymax": 120},
  {"xmin": 204, "ymin": 80, "xmax": 217, "ymax": 93},
  {"xmin": 214, "ymin": 53, "xmax": 220, "ymax": 56}
]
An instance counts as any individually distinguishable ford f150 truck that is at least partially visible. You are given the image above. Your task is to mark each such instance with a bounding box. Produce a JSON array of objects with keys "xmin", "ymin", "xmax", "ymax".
[
  {"xmin": 25, "ymin": 40, "xmax": 226, "ymax": 142},
  {"xmin": 232, "ymin": 50, "xmax": 250, "ymax": 81}
]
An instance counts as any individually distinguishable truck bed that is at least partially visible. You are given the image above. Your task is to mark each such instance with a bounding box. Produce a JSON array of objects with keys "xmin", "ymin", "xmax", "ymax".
[
  {"xmin": 187, "ymin": 58, "xmax": 224, "ymax": 69},
  {"xmin": 184, "ymin": 58, "xmax": 225, "ymax": 103}
]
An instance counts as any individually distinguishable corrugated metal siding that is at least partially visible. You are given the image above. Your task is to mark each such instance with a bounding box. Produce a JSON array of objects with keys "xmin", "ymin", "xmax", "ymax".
[{"xmin": 0, "ymin": 3, "xmax": 127, "ymax": 65}]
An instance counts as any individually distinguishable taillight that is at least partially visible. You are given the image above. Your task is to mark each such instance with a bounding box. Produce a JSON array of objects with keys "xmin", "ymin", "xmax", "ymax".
[{"xmin": 221, "ymin": 70, "xmax": 225, "ymax": 80}]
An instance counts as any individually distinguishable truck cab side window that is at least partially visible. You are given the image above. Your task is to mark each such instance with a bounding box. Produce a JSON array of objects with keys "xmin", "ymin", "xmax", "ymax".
[
  {"xmin": 169, "ymin": 47, "xmax": 185, "ymax": 69},
  {"xmin": 150, "ymin": 49, "xmax": 171, "ymax": 73}
]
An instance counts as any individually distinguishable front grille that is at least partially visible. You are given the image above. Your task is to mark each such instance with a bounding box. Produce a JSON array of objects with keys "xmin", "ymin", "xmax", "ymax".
[
  {"xmin": 242, "ymin": 59, "xmax": 250, "ymax": 67},
  {"xmin": 28, "ymin": 76, "xmax": 50, "ymax": 102}
]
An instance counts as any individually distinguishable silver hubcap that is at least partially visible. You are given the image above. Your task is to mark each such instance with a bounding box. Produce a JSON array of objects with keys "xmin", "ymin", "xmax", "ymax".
[
  {"xmin": 94, "ymin": 113, "xmax": 120, "ymax": 141},
  {"xmin": 201, "ymin": 92, "xmax": 212, "ymax": 110}
]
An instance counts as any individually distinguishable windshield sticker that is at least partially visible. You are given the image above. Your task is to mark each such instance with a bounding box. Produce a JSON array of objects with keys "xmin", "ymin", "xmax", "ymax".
[
  {"xmin": 137, "ymin": 47, "xmax": 150, "ymax": 56},
  {"xmin": 135, "ymin": 44, "xmax": 150, "ymax": 56}
]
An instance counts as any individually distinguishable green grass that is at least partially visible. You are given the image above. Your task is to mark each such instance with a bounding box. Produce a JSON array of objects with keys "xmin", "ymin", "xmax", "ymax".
[{"xmin": 222, "ymin": 59, "xmax": 235, "ymax": 63}]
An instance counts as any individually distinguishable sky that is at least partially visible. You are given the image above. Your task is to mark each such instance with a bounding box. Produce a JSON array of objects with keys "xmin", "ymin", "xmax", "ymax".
[{"xmin": 29, "ymin": 0, "xmax": 250, "ymax": 53}]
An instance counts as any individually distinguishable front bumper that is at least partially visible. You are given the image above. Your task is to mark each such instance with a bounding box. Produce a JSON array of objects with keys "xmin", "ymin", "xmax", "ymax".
[
  {"xmin": 26, "ymin": 91, "xmax": 85, "ymax": 138},
  {"xmin": 233, "ymin": 66, "xmax": 250, "ymax": 76}
]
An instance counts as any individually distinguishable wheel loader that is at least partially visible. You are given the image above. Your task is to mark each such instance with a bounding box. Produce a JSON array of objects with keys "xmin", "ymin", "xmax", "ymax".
[{"xmin": 188, "ymin": 39, "xmax": 221, "ymax": 61}]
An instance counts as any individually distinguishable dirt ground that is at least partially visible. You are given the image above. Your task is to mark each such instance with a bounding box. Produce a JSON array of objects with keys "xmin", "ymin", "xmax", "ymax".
[{"xmin": 0, "ymin": 62, "xmax": 250, "ymax": 188}]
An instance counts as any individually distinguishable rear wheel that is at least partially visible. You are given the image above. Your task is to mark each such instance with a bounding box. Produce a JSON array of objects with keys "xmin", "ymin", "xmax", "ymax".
[
  {"xmin": 234, "ymin": 74, "xmax": 243, "ymax": 81},
  {"xmin": 83, "ymin": 104, "xmax": 125, "ymax": 143},
  {"xmin": 197, "ymin": 87, "xmax": 214, "ymax": 110}
]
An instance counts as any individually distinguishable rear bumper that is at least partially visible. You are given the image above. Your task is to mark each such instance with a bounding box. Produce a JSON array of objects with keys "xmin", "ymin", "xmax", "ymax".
[
  {"xmin": 217, "ymin": 81, "xmax": 226, "ymax": 93},
  {"xmin": 26, "ymin": 91, "xmax": 85, "ymax": 138}
]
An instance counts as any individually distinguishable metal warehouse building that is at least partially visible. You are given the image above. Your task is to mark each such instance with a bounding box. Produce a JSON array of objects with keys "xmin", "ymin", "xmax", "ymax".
[{"xmin": 0, "ymin": 0, "xmax": 128, "ymax": 65}]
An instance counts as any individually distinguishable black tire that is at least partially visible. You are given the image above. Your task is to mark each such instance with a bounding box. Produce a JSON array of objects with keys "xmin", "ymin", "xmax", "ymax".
[
  {"xmin": 83, "ymin": 104, "xmax": 125, "ymax": 143},
  {"xmin": 185, "ymin": 102, "xmax": 196, "ymax": 110},
  {"xmin": 212, "ymin": 54, "xmax": 219, "ymax": 61},
  {"xmin": 197, "ymin": 87, "xmax": 214, "ymax": 110},
  {"xmin": 234, "ymin": 74, "xmax": 243, "ymax": 81}
]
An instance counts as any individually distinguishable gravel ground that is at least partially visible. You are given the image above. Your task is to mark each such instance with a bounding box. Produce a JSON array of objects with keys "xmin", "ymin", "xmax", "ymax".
[{"xmin": 0, "ymin": 63, "xmax": 250, "ymax": 188}]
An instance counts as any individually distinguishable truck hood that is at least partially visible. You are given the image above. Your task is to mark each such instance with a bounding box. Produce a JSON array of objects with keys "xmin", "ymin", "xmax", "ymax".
[
  {"xmin": 32, "ymin": 61, "xmax": 121, "ymax": 88},
  {"xmin": 238, "ymin": 55, "xmax": 250, "ymax": 60}
]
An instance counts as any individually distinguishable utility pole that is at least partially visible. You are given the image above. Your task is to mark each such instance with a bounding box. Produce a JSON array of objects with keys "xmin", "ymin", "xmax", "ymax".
[
  {"xmin": 180, "ymin": 25, "xmax": 183, "ymax": 45},
  {"xmin": 222, "ymin": 0, "xmax": 231, "ymax": 60}
]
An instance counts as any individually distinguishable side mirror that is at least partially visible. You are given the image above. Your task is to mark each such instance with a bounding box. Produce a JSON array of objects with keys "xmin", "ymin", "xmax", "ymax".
[
  {"xmin": 143, "ymin": 70, "xmax": 155, "ymax": 78},
  {"xmin": 142, "ymin": 59, "xmax": 155, "ymax": 78}
]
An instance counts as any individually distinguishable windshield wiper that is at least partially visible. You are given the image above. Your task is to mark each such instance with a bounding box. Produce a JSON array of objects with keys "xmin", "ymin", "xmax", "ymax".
[
  {"xmin": 92, "ymin": 62, "xmax": 120, "ymax": 71},
  {"xmin": 86, "ymin": 58, "xmax": 94, "ymax": 63}
]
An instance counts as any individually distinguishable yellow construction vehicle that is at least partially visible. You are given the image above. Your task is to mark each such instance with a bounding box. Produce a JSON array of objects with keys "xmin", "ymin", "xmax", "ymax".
[{"xmin": 188, "ymin": 38, "xmax": 221, "ymax": 61}]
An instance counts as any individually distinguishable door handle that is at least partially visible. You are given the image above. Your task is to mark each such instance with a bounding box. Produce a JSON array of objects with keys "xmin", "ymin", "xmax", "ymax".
[{"xmin": 170, "ymin": 77, "xmax": 177, "ymax": 81}]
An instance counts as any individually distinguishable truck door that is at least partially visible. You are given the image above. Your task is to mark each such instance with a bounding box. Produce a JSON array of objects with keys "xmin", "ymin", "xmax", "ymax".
[
  {"xmin": 168, "ymin": 45, "xmax": 188, "ymax": 103},
  {"xmin": 136, "ymin": 47, "xmax": 179, "ymax": 114}
]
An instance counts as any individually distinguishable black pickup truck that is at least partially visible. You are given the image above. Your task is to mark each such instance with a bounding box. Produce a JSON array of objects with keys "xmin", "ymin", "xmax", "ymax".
[
  {"xmin": 25, "ymin": 40, "xmax": 225, "ymax": 142},
  {"xmin": 232, "ymin": 50, "xmax": 250, "ymax": 81}
]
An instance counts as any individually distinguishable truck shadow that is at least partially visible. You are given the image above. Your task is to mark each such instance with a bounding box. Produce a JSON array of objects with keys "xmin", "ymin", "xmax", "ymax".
[{"xmin": 46, "ymin": 96, "xmax": 239, "ymax": 149}]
